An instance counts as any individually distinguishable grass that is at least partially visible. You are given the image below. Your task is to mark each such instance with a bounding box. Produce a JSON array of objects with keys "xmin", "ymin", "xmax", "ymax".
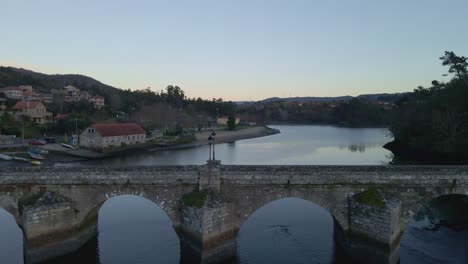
[
  {"xmin": 18, "ymin": 192, "xmax": 44, "ymax": 213},
  {"xmin": 356, "ymin": 187, "xmax": 385, "ymax": 208},
  {"xmin": 24, "ymin": 126, "xmax": 42, "ymax": 139},
  {"xmin": 182, "ymin": 190, "xmax": 208, "ymax": 208}
]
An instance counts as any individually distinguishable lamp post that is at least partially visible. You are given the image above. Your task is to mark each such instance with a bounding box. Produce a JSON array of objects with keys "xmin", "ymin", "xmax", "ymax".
[
  {"xmin": 211, "ymin": 130, "xmax": 216, "ymax": 161},
  {"xmin": 208, "ymin": 135, "xmax": 213, "ymax": 161}
]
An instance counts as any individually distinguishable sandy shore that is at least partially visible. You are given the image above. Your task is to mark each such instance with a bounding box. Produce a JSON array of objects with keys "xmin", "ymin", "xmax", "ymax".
[
  {"xmin": 195, "ymin": 126, "xmax": 279, "ymax": 144},
  {"xmin": 147, "ymin": 126, "xmax": 280, "ymax": 151}
]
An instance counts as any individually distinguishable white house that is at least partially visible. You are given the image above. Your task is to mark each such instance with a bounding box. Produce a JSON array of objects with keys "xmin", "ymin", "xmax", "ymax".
[{"xmin": 80, "ymin": 123, "xmax": 146, "ymax": 150}]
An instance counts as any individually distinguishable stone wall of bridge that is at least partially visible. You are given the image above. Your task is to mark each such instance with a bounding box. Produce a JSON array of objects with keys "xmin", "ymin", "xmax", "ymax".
[{"xmin": 1, "ymin": 164, "xmax": 468, "ymax": 263}]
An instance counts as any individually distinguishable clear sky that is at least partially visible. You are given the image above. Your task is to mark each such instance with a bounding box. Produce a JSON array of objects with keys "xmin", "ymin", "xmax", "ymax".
[{"xmin": 1, "ymin": 0, "xmax": 467, "ymax": 101}]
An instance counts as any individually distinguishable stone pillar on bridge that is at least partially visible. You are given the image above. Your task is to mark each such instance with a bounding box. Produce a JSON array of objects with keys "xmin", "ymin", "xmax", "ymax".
[
  {"xmin": 346, "ymin": 189, "xmax": 403, "ymax": 264},
  {"xmin": 198, "ymin": 160, "xmax": 222, "ymax": 192},
  {"xmin": 179, "ymin": 161, "xmax": 238, "ymax": 263},
  {"xmin": 20, "ymin": 191, "xmax": 98, "ymax": 264}
]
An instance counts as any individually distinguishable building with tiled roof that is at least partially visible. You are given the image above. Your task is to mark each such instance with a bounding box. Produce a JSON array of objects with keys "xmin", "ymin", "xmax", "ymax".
[
  {"xmin": 0, "ymin": 86, "xmax": 24, "ymax": 99},
  {"xmin": 80, "ymin": 123, "xmax": 146, "ymax": 150},
  {"xmin": 11, "ymin": 101, "xmax": 52, "ymax": 124}
]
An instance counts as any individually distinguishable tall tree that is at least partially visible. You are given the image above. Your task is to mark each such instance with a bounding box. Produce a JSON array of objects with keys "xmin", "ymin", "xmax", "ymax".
[
  {"xmin": 227, "ymin": 115, "xmax": 236, "ymax": 130},
  {"xmin": 440, "ymin": 51, "xmax": 468, "ymax": 79}
]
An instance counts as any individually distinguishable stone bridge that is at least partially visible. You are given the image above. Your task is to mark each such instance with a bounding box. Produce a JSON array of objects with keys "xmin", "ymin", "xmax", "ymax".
[{"xmin": 1, "ymin": 161, "xmax": 468, "ymax": 264}]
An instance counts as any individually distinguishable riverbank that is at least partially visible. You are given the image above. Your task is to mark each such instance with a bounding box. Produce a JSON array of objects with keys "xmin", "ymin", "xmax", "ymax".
[
  {"xmin": 148, "ymin": 126, "xmax": 280, "ymax": 151},
  {"xmin": 384, "ymin": 141, "xmax": 468, "ymax": 165},
  {"xmin": 0, "ymin": 126, "xmax": 280, "ymax": 166}
]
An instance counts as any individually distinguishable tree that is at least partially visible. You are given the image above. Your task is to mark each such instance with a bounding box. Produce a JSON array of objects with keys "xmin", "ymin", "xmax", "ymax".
[
  {"xmin": 440, "ymin": 51, "xmax": 468, "ymax": 79},
  {"xmin": 227, "ymin": 115, "xmax": 236, "ymax": 130}
]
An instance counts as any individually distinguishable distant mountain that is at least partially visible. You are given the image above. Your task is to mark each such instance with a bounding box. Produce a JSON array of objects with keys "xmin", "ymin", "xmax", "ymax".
[
  {"xmin": 261, "ymin": 93, "xmax": 408, "ymax": 103},
  {"xmin": 262, "ymin": 96, "xmax": 353, "ymax": 103},
  {"xmin": 0, "ymin": 66, "xmax": 121, "ymax": 95}
]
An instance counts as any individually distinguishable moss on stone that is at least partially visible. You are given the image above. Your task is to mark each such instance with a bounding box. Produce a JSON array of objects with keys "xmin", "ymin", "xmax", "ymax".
[
  {"xmin": 18, "ymin": 192, "xmax": 44, "ymax": 212},
  {"xmin": 182, "ymin": 190, "xmax": 208, "ymax": 208},
  {"xmin": 356, "ymin": 187, "xmax": 385, "ymax": 208}
]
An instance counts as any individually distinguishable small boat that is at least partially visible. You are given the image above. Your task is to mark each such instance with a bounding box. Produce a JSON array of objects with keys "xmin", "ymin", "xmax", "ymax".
[
  {"xmin": 30, "ymin": 160, "xmax": 43, "ymax": 166},
  {"xmin": 0, "ymin": 154, "xmax": 13, "ymax": 161},
  {"xmin": 27, "ymin": 150, "xmax": 45, "ymax": 160},
  {"xmin": 61, "ymin": 143, "xmax": 75, "ymax": 149},
  {"xmin": 29, "ymin": 148, "xmax": 48, "ymax": 155},
  {"xmin": 12, "ymin": 156, "xmax": 30, "ymax": 162}
]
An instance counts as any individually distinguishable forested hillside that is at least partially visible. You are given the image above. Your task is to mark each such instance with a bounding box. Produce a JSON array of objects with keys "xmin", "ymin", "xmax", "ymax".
[{"xmin": 385, "ymin": 51, "xmax": 468, "ymax": 164}]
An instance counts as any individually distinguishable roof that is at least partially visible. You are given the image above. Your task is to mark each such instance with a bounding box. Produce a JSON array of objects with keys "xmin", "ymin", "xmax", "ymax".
[
  {"xmin": 12, "ymin": 101, "xmax": 43, "ymax": 110},
  {"xmin": 90, "ymin": 95, "xmax": 104, "ymax": 99},
  {"xmin": 0, "ymin": 86, "xmax": 23, "ymax": 91},
  {"xmin": 90, "ymin": 123, "xmax": 145, "ymax": 137},
  {"xmin": 55, "ymin": 114, "xmax": 69, "ymax": 120}
]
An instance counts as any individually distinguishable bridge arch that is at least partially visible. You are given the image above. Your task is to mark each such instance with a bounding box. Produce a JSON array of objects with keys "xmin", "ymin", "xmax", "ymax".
[
  {"xmin": 230, "ymin": 187, "xmax": 349, "ymax": 232},
  {"xmin": 96, "ymin": 194, "xmax": 181, "ymax": 264},
  {"xmin": 400, "ymin": 193, "xmax": 468, "ymax": 263},
  {"xmin": 0, "ymin": 194, "xmax": 20, "ymax": 224},
  {"xmin": 82, "ymin": 188, "xmax": 182, "ymax": 230},
  {"xmin": 235, "ymin": 196, "xmax": 347, "ymax": 263},
  {"xmin": 400, "ymin": 185, "xmax": 468, "ymax": 226}
]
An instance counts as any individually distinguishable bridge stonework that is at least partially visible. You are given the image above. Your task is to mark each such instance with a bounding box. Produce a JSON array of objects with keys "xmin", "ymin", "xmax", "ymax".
[{"xmin": 1, "ymin": 164, "xmax": 467, "ymax": 264}]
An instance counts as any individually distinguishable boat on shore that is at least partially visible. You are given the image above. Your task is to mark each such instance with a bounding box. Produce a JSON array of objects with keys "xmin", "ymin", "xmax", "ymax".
[
  {"xmin": 61, "ymin": 143, "xmax": 75, "ymax": 149},
  {"xmin": 12, "ymin": 156, "xmax": 30, "ymax": 162},
  {"xmin": 30, "ymin": 160, "xmax": 43, "ymax": 166},
  {"xmin": 0, "ymin": 154, "xmax": 13, "ymax": 161},
  {"xmin": 27, "ymin": 150, "xmax": 45, "ymax": 160},
  {"xmin": 29, "ymin": 148, "xmax": 48, "ymax": 155}
]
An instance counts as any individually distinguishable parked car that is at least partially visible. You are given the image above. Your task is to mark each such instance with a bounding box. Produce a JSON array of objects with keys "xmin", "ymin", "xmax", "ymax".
[
  {"xmin": 44, "ymin": 137, "xmax": 56, "ymax": 143},
  {"xmin": 29, "ymin": 139, "xmax": 46, "ymax": 146}
]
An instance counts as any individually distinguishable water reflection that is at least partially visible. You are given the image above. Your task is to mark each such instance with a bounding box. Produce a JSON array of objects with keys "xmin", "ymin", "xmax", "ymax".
[
  {"xmin": 98, "ymin": 195, "xmax": 180, "ymax": 264},
  {"xmin": 400, "ymin": 195, "xmax": 468, "ymax": 264},
  {"xmin": 70, "ymin": 125, "xmax": 392, "ymax": 166},
  {"xmin": 0, "ymin": 209, "xmax": 23, "ymax": 264},
  {"xmin": 347, "ymin": 144, "xmax": 366, "ymax": 152},
  {"xmin": 237, "ymin": 198, "xmax": 338, "ymax": 264}
]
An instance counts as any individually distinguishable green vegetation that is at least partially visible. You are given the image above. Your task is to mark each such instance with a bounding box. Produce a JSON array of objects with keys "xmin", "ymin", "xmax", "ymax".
[
  {"xmin": 18, "ymin": 192, "xmax": 44, "ymax": 213},
  {"xmin": 388, "ymin": 51, "xmax": 468, "ymax": 164},
  {"xmin": 356, "ymin": 187, "xmax": 385, "ymax": 208},
  {"xmin": 227, "ymin": 115, "xmax": 237, "ymax": 130},
  {"xmin": 182, "ymin": 190, "xmax": 208, "ymax": 208},
  {"xmin": 24, "ymin": 126, "xmax": 42, "ymax": 138},
  {"xmin": 0, "ymin": 67, "xmax": 236, "ymax": 136},
  {"xmin": 237, "ymin": 97, "xmax": 393, "ymax": 127}
]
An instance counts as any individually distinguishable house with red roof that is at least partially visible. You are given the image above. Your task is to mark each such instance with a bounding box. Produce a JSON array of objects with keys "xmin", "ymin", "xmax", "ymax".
[
  {"xmin": 80, "ymin": 123, "xmax": 146, "ymax": 150},
  {"xmin": 0, "ymin": 86, "xmax": 24, "ymax": 99},
  {"xmin": 11, "ymin": 101, "xmax": 52, "ymax": 124}
]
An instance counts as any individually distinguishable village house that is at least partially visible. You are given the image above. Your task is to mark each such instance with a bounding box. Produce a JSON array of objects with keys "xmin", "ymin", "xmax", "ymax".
[
  {"xmin": 0, "ymin": 86, "xmax": 24, "ymax": 99},
  {"xmin": 80, "ymin": 123, "xmax": 146, "ymax": 150},
  {"xmin": 217, "ymin": 116, "xmax": 240, "ymax": 126},
  {"xmin": 89, "ymin": 95, "xmax": 105, "ymax": 109},
  {"xmin": 0, "ymin": 98, "xmax": 6, "ymax": 116},
  {"xmin": 11, "ymin": 101, "xmax": 52, "ymax": 124}
]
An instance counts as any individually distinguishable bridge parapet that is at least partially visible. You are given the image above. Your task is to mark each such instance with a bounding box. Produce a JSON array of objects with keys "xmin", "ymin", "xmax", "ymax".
[
  {"xmin": 1, "ymin": 165, "xmax": 468, "ymax": 186},
  {"xmin": 1, "ymin": 164, "xmax": 468, "ymax": 264}
]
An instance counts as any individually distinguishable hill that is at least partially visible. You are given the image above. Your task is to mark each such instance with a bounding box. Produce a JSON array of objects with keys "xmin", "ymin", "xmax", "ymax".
[
  {"xmin": 261, "ymin": 93, "xmax": 408, "ymax": 104},
  {"xmin": 0, "ymin": 66, "xmax": 121, "ymax": 96}
]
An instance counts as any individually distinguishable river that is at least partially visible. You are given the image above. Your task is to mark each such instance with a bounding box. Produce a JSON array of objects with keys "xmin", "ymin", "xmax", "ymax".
[{"xmin": 0, "ymin": 125, "xmax": 466, "ymax": 264}]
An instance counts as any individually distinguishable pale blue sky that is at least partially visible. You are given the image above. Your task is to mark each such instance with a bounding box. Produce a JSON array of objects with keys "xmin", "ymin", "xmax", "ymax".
[{"xmin": 1, "ymin": 0, "xmax": 467, "ymax": 100}]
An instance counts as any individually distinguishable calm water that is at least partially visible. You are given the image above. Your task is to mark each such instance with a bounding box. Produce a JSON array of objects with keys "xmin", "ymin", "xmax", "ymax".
[
  {"xmin": 72, "ymin": 125, "xmax": 392, "ymax": 166},
  {"xmin": 1, "ymin": 125, "xmax": 467, "ymax": 264}
]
